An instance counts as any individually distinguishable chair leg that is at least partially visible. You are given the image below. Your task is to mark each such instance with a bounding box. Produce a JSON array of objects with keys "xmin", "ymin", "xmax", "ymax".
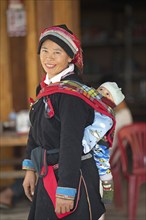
[
  {"xmin": 112, "ymin": 164, "xmax": 123, "ymax": 207},
  {"xmin": 128, "ymin": 176, "xmax": 139, "ymax": 220}
]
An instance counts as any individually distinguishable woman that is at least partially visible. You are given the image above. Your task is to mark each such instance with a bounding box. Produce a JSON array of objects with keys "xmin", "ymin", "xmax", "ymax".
[{"xmin": 22, "ymin": 24, "xmax": 105, "ymax": 220}]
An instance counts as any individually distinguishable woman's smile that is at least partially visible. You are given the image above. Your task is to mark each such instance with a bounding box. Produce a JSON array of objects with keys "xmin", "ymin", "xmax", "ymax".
[{"xmin": 45, "ymin": 63, "xmax": 56, "ymax": 69}]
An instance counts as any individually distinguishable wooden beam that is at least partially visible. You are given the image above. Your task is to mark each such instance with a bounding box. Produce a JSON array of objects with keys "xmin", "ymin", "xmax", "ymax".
[
  {"xmin": 53, "ymin": 0, "xmax": 81, "ymax": 38},
  {"xmin": 35, "ymin": 0, "xmax": 54, "ymax": 80},
  {"xmin": 36, "ymin": 0, "xmax": 53, "ymax": 34},
  {"xmin": 0, "ymin": 171, "xmax": 25, "ymax": 179},
  {"xmin": 0, "ymin": 0, "xmax": 13, "ymax": 121},
  {"xmin": 0, "ymin": 132, "xmax": 27, "ymax": 147},
  {"xmin": 25, "ymin": 0, "xmax": 39, "ymax": 101}
]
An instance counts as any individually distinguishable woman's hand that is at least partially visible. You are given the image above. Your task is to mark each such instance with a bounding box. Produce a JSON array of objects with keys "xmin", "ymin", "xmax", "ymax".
[
  {"xmin": 23, "ymin": 170, "xmax": 36, "ymax": 201},
  {"xmin": 55, "ymin": 197, "xmax": 74, "ymax": 214}
]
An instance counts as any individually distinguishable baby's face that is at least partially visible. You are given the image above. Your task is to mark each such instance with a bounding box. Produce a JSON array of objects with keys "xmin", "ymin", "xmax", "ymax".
[{"xmin": 97, "ymin": 86, "xmax": 114, "ymax": 103}]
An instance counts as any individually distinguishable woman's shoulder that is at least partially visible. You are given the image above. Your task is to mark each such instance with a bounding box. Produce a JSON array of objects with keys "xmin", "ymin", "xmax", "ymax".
[{"xmin": 61, "ymin": 72, "xmax": 83, "ymax": 83}]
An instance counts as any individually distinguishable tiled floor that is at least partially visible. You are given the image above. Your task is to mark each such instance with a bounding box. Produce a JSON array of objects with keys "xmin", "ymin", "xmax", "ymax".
[{"xmin": 0, "ymin": 180, "xmax": 146, "ymax": 220}]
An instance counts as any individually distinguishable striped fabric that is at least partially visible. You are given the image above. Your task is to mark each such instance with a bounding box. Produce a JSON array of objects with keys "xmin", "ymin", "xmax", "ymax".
[
  {"xmin": 39, "ymin": 29, "xmax": 78, "ymax": 55},
  {"xmin": 39, "ymin": 80, "xmax": 115, "ymax": 116}
]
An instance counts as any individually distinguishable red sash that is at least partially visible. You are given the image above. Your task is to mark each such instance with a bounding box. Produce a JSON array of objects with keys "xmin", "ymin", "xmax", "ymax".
[{"xmin": 43, "ymin": 166, "xmax": 81, "ymax": 218}]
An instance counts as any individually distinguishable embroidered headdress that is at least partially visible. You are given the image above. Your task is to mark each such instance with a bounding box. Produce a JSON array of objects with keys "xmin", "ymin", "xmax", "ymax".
[{"xmin": 38, "ymin": 24, "xmax": 83, "ymax": 72}]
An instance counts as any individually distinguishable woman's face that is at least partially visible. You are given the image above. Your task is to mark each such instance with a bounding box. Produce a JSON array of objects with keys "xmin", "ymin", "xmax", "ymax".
[{"xmin": 40, "ymin": 39, "xmax": 72, "ymax": 78}]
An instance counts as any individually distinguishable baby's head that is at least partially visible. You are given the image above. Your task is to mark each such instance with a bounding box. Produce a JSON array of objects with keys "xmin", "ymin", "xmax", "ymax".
[{"xmin": 97, "ymin": 82, "xmax": 125, "ymax": 106}]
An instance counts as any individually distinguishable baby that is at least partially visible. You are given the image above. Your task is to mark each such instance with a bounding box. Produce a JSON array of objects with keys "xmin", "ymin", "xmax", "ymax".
[{"xmin": 82, "ymin": 82, "xmax": 125, "ymax": 204}]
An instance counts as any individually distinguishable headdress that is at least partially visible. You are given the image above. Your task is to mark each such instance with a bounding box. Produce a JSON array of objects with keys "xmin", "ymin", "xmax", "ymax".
[{"xmin": 38, "ymin": 24, "xmax": 83, "ymax": 72}]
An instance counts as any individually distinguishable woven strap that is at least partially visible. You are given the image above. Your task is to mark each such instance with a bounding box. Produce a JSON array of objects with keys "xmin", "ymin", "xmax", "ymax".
[{"xmin": 37, "ymin": 80, "xmax": 116, "ymax": 147}]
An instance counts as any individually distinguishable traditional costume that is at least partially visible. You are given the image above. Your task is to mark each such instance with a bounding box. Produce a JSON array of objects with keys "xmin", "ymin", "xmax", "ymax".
[{"xmin": 22, "ymin": 24, "xmax": 108, "ymax": 220}]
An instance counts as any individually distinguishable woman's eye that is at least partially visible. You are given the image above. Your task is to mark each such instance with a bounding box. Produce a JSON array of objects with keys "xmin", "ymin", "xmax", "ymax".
[
  {"xmin": 55, "ymin": 51, "xmax": 61, "ymax": 55},
  {"xmin": 42, "ymin": 49, "xmax": 47, "ymax": 53}
]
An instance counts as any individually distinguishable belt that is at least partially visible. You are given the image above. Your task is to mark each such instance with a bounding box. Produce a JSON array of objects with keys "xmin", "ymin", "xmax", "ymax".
[
  {"xmin": 46, "ymin": 149, "xmax": 92, "ymax": 161},
  {"xmin": 46, "ymin": 148, "xmax": 59, "ymax": 154},
  {"xmin": 52, "ymin": 153, "xmax": 92, "ymax": 171},
  {"xmin": 81, "ymin": 153, "xmax": 92, "ymax": 160}
]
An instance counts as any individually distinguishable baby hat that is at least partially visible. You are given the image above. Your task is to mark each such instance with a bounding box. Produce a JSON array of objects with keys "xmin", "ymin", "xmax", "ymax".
[{"xmin": 100, "ymin": 82, "xmax": 125, "ymax": 105}]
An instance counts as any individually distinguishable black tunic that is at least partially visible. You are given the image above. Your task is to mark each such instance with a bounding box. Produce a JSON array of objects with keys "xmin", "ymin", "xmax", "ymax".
[{"xmin": 26, "ymin": 73, "xmax": 105, "ymax": 220}]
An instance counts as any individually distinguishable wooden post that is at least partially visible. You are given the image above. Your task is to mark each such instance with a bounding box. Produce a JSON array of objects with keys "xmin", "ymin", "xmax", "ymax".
[
  {"xmin": 53, "ymin": 0, "xmax": 81, "ymax": 38},
  {"xmin": 24, "ymin": 0, "xmax": 39, "ymax": 101},
  {"xmin": 35, "ymin": 0, "xmax": 54, "ymax": 80},
  {"xmin": 0, "ymin": 1, "xmax": 15, "ymax": 187},
  {"xmin": 36, "ymin": 0, "xmax": 53, "ymax": 34},
  {"xmin": 0, "ymin": 0, "xmax": 13, "ymax": 121}
]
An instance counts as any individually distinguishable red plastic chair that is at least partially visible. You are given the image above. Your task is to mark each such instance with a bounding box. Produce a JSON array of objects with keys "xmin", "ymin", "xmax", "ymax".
[{"xmin": 117, "ymin": 122, "xmax": 146, "ymax": 220}]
